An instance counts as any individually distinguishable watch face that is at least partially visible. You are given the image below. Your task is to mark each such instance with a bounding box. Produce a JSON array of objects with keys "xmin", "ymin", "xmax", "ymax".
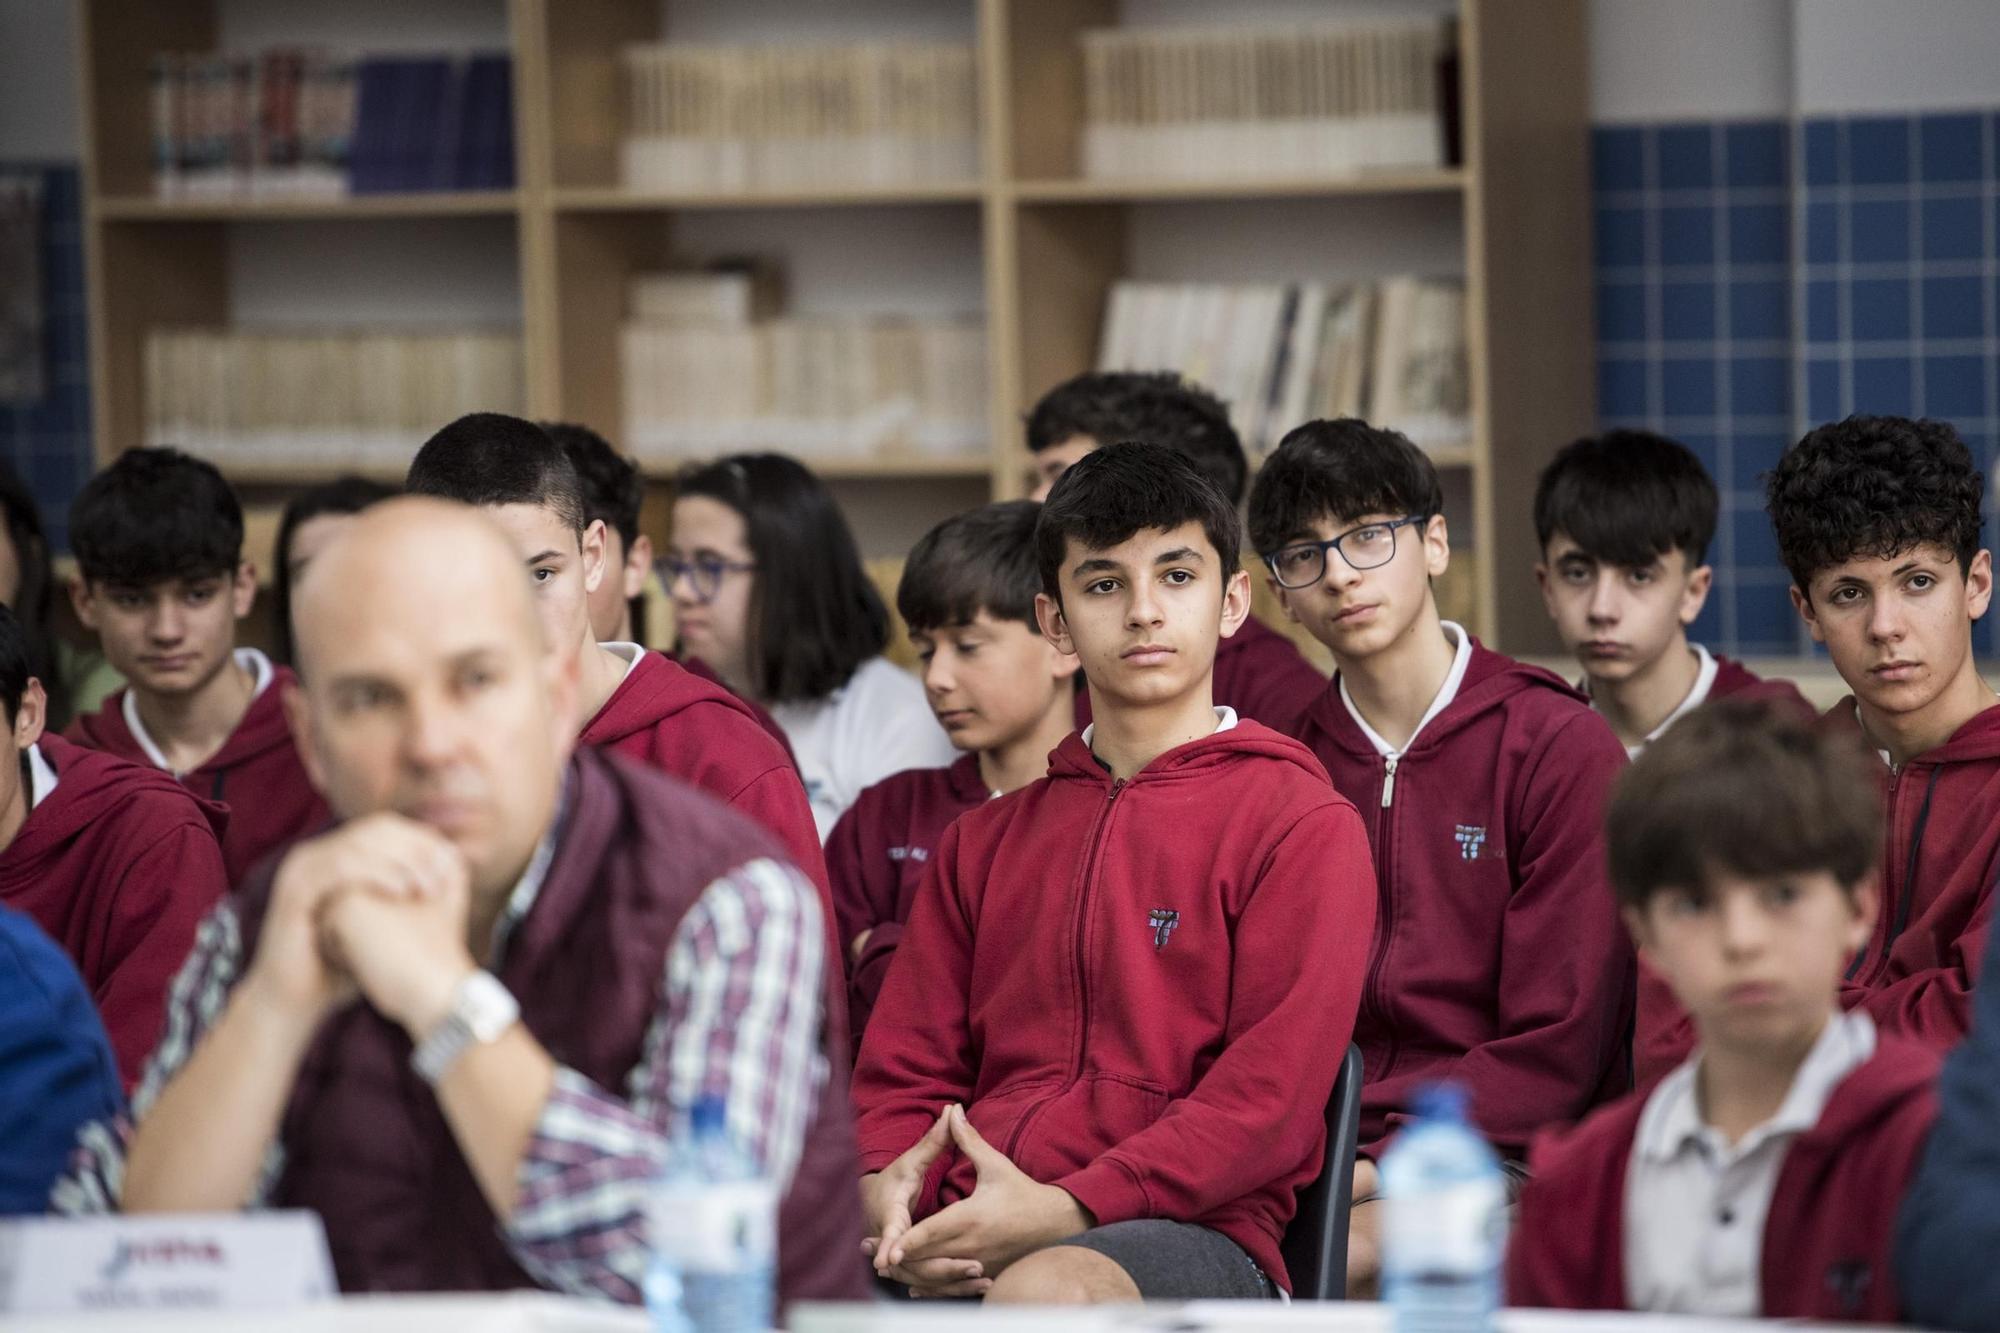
[{"xmin": 460, "ymin": 971, "xmax": 520, "ymax": 1042}]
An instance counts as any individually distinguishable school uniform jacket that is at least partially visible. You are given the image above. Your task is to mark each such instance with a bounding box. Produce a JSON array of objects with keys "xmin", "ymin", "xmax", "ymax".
[
  {"xmin": 1710, "ymin": 652, "xmax": 1817, "ymax": 715},
  {"xmin": 67, "ymin": 671, "xmax": 326, "ymax": 886},
  {"xmin": 1076, "ymin": 615, "xmax": 1327, "ymax": 731},
  {"xmin": 850, "ymin": 722, "xmax": 1377, "ymax": 1294},
  {"xmin": 824, "ymin": 753, "xmax": 988, "ymax": 1051},
  {"xmin": 1636, "ymin": 699, "xmax": 2000, "ymax": 1088},
  {"xmin": 1508, "ymin": 1036, "xmax": 1939, "ymax": 1322},
  {"xmin": 0, "ymin": 735, "xmax": 228, "ymax": 1088},
  {"xmin": 579, "ymin": 649, "xmax": 842, "ymax": 1029},
  {"xmin": 673, "ymin": 651, "xmax": 797, "ymax": 761},
  {"xmin": 1289, "ymin": 641, "xmax": 1634, "ymax": 1159}
]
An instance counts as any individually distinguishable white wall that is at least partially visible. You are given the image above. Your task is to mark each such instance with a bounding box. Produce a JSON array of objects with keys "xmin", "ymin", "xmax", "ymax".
[
  {"xmin": 1794, "ymin": 0, "xmax": 2000, "ymax": 114},
  {"xmin": 1589, "ymin": 0, "xmax": 1792, "ymax": 124}
]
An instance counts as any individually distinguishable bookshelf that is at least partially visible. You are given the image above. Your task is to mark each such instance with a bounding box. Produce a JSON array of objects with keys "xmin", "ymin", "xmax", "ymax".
[{"xmin": 74, "ymin": 0, "xmax": 1592, "ymax": 650}]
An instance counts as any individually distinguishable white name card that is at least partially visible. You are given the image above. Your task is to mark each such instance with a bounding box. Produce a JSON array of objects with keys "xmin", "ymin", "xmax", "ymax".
[{"xmin": 0, "ymin": 1211, "xmax": 336, "ymax": 1314}]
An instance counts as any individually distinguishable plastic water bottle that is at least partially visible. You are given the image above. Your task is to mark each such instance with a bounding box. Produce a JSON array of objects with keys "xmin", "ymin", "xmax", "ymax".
[
  {"xmin": 644, "ymin": 1096, "xmax": 777, "ymax": 1333},
  {"xmin": 1380, "ymin": 1081, "xmax": 1506, "ymax": 1333}
]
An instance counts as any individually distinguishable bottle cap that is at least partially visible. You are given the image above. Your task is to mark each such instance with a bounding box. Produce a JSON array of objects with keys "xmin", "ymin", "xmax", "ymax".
[
  {"xmin": 1412, "ymin": 1080, "xmax": 1470, "ymax": 1124},
  {"xmin": 691, "ymin": 1094, "xmax": 729, "ymax": 1139}
]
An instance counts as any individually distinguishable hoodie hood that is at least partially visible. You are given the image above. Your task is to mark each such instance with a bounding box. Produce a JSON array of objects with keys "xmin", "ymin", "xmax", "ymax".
[
  {"xmin": 8, "ymin": 735, "xmax": 229, "ymax": 868},
  {"xmin": 70, "ymin": 668, "xmax": 301, "ymax": 780},
  {"xmin": 1822, "ymin": 694, "xmax": 2000, "ymax": 766},
  {"xmin": 580, "ymin": 650, "xmax": 769, "ymax": 748},
  {"xmin": 1310, "ymin": 637, "xmax": 1587, "ymax": 760},
  {"xmin": 1047, "ymin": 715, "xmax": 1334, "ymax": 789}
]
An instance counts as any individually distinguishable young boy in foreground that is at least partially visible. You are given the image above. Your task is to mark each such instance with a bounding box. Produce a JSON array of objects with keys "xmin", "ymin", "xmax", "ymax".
[
  {"xmin": 850, "ymin": 444, "xmax": 1376, "ymax": 1302},
  {"xmin": 1534, "ymin": 430, "xmax": 1810, "ymax": 755},
  {"xmin": 1247, "ymin": 418, "xmax": 1632, "ymax": 1292},
  {"xmin": 1510, "ymin": 699, "xmax": 1937, "ymax": 1322},
  {"xmin": 1635, "ymin": 415, "xmax": 2000, "ymax": 1083},
  {"xmin": 1027, "ymin": 370, "xmax": 1326, "ymax": 728},
  {"xmin": 65, "ymin": 448, "xmax": 326, "ymax": 881},
  {"xmin": 826, "ymin": 501, "xmax": 1077, "ymax": 1049}
]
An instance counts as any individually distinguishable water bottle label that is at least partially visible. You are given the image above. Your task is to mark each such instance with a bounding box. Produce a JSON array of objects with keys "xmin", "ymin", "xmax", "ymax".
[
  {"xmin": 648, "ymin": 1181, "xmax": 777, "ymax": 1274},
  {"xmin": 1384, "ymin": 1177, "xmax": 1506, "ymax": 1273}
]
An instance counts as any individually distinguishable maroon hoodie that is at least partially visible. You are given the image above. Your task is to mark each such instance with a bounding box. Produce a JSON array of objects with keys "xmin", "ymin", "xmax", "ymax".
[
  {"xmin": 1289, "ymin": 640, "xmax": 1634, "ymax": 1159},
  {"xmin": 1637, "ymin": 697, "xmax": 2000, "ymax": 1087},
  {"xmin": 1075, "ymin": 615, "xmax": 1327, "ymax": 731},
  {"xmin": 674, "ymin": 652, "xmax": 796, "ymax": 760},
  {"xmin": 1507, "ymin": 1035, "xmax": 1939, "ymax": 1322},
  {"xmin": 825, "ymin": 753, "xmax": 987, "ymax": 1049},
  {"xmin": 1, "ymin": 735, "xmax": 228, "ymax": 1088},
  {"xmin": 1709, "ymin": 652, "xmax": 1816, "ymax": 715},
  {"xmin": 578, "ymin": 651, "xmax": 839, "ymax": 992},
  {"xmin": 850, "ymin": 722, "xmax": 1377, "ymax": 1293},
  {"xmin": 66, "ymin": 669, "xmax": 327, "ymax": 885}
]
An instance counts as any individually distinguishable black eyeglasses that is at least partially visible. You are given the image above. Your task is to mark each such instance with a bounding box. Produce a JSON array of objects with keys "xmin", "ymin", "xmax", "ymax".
[
  {"xmin": 658, "ymin": 554, "xmax": 756, "ymax": 605},
  {"xmin": 1265, "ymin": 516, "xmax": 1429, "ymax": 590}
]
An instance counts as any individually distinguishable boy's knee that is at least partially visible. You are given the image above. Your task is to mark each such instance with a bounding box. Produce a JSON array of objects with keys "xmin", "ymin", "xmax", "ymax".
[{"xmin": 986, "ymin": 1245, "xmax": 1141, "ymax": 1305}]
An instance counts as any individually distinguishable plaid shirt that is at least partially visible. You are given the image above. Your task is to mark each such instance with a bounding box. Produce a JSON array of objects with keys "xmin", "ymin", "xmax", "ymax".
[{"xmin": 54, "ymin": 844, "xmax": 827, "ymax": 1305}]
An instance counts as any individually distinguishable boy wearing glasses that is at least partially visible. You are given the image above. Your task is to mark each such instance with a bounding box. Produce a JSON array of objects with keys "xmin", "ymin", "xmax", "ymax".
[
  {"xmin": 405, "ymin": 416, "xmax": 837, "ymax": 979},
  {"xmin": 1533, "ymin": 431, "xmax": 1810, "ymax": 757},
  {"xmin": 1247, "ymin": 419, "xmax": 1632, "ymax": 1294}
]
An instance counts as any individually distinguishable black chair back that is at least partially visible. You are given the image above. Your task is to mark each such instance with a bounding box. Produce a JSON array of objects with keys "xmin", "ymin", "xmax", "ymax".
[{"xmin": 1280, "ymin": 1043, "xmax": 1365, "ymax": 1300}]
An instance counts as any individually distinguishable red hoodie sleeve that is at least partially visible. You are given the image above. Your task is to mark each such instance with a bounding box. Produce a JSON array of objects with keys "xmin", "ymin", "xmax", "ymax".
[
  {"xmin": 1372, "ymin": 713, "xmax": 1634, "ymax": 1158},
  {"xmin": 1839, "ymin": 893, "xmax": 1993, "ymax": 1047},
  {"xmin": 95, "ymin": 823, "xmax": 229, "ymax": 1090},
  {"xmin": 825, "ymin": 793, "xmax": 906, "ymax": 1041},
  {"xmin": 850, "ymin": 819, "xmax": 980, "ymax": 1176},
  {"xmin": 1053, "ymin": 801, "xmax": 1377, "ymax": 1225}
]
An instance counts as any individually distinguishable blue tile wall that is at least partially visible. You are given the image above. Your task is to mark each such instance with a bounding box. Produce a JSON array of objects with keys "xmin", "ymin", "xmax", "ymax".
[
  {"xmin": 0, "ymin": 164, "xmax": 90, "ymax": 553},
  {"xmin": 1594, "ymin": 111, "xmax": 2000, "ymax": 656}
]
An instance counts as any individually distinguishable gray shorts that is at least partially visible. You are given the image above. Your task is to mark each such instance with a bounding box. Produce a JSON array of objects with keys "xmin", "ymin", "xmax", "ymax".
[{"xmin": 1055, "ymin": 1220, "xmax": 1279, "ymax": 1300}]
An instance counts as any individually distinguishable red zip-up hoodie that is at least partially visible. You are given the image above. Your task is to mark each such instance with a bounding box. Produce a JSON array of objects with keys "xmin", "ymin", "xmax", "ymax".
[
  {"xmin": 66, "ymin": 669, "xmax": 327, "ymax": 886},
  {"xmin": 850, "ymin": 721, "xmax": 1377, "ymax": 1292},
  {"xmin": 674, "ymin": 651, "xmax": 797, "ymax": 761},
  {"xmin": 825, "ymin": 753, "xmax": 987, "ymax": 1050},
  {"xmin": 1, "ymin": 735, "xmax": 229, "ymax": 1089},
  {"xmin": 578, "ymin": 650, "xmax": 841, "ymax": 1023},
  {"xmin": 1636, "ymin": 698, "xmax": 2000, "ymax": 1087},
  {"xmin": 1289, "ymin": 641, "xmax": 1633, "ymax": 1159},
  {"xmin": 1710, "ymin": 653, "xmax": 1815, "ymax": 714},
  {"xmin": 1507, "ymin": 1035, "xmax": 1939, "ymax": 1322},
  {"xmin": 1075, "ymin": 615, "xmax": 1327, "ymax": 731}
]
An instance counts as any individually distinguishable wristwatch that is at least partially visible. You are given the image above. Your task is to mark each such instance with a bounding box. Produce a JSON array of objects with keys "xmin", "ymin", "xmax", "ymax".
[{"xmin": 411, "ymin": 969, "xmax": 520, "ymax": 1085}]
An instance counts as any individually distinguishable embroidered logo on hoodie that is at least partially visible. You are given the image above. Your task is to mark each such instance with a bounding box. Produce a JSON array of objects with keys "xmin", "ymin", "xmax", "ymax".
[
  {"xmin": 1455, "ymin": 824, "xmax": 1487, "ymax": 861},
  {"xmin": 1148, "ymin": 908, "xmax": 1181, "ymax": 950}
]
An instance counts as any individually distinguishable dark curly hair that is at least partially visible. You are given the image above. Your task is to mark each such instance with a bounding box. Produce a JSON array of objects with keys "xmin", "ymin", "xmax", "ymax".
[
  {"xmin": 1766, "ymin": 415, "xmax": 1984, "ymax": 595},
  {"xmin": 1026, "ymin": 371, "xmax": 1246, "ymax": 504}
]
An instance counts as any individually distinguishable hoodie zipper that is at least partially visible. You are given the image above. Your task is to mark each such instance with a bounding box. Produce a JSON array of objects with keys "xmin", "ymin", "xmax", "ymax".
[
  {"xmin": 1360, "ymin": 755, "xmax": 1401, "ymax": 1075},
  {"xmin": 1849, "ymin": 762, "xmax": 1939, "ymax": 984},
  {"xmin": 1381, "ymin": 754, "xmax": 1399, "ymax": 808},
  {"xmin": 1003, "ymin": 775, "xmax": 1127, "ymax": 1162}
]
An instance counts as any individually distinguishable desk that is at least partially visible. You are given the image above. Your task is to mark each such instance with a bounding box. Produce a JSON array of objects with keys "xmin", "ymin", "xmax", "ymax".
[
  {"xmin": 6, "ymin": 1292, "xmax": 648, "ymax": 1333},
  {"xmin": 793, "ymin": 1302, "xmax": 1900, "ymax": 1333}
]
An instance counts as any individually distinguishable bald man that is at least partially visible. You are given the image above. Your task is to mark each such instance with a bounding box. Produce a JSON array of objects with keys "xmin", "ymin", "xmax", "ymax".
[{"xmin": 55, "ymin": 499, "xmax": 870, "ymax": 1308}]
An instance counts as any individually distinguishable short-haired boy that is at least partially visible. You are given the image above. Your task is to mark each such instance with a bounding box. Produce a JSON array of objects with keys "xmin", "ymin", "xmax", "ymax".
[
  {"xmin": 1248, "ymin": 419, "xmax": 1632, "ymax": 1291},
  {"xmin": 1534, "ymin": 430, "xmax": 1811, "ymax": 755},
  {"xmin": 851, "ymin": 443, "xmax": 1376, "ymax": 1302},
  {"xmin": 1510, "ymin": 699, "xmax": 1937, "ymax": 1322},
  {"xmin": 1636, "ymin": 415, "xmax": 2000, "ymax": 1084},
  {"xmin": 0, "ymin": 603, "xmax": 227, "ymax": 1089},
  {"xmin": 827, "ymin": 500, "xmax": 1078, "ymax": 1050},
  {"xmin": 405, "ymin": 415, "xmax": 841, "ymax": 991},
  {"xmin": 65, "ymin": 447, "xmax": 327, "ymax": 882},
  {"xmin": 1028, "ymin": 371, "xmax": 1326, "ymax": 729}
]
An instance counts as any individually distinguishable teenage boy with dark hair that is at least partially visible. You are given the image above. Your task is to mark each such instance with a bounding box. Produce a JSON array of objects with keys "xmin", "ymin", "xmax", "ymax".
[
  {"xmin": 851, "ymin": 443, "xmax": 1376, "ymax": 1303},
  {"xmin": 1636, "ymin": 415, "xmax": 2000, "ymax": 1084},
  {"xmin": 0, "ymin": 604, "xmax": 227, "ymax": 1088},
  {"xmin": 1511, "ymin": 700, "xmax": 1937, "ymax": 1322},
  {"xmin": 827, "ymin": 500, "xmax": 1078, "ymax": 1049},
  {"xmin": 1027, "ymin": 370, "xmax": 1326, "ymax": 729},
  {"xmin": 1248, "ymin": 418, "xmax": 1631, "ymax": 1291},
  {"xmin": 65, "ymin": 447, "xmax": 326, "ymax": 883},
  {"xmin": 405, "ymin": 415, "xmax": 839, "ymax": 984},
  {"xmin": 1534, "ymin": 430, "xmax": 1810, "ymax": 755}
]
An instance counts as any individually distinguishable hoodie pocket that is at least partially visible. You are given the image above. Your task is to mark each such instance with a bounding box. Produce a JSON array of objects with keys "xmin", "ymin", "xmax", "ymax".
[{"xmin": 975, "ymin": 1073, "xmax": 1170, "ymax": 1191}]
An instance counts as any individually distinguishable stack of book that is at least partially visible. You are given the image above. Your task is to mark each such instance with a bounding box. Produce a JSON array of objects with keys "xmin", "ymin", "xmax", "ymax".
[
  {"xmin": 620, "ymin": 43, "xmax": 979, "ymax": 193},
  {"xmin": 1097, "ymin": 277, "xmax": 1471, "ymax": 456},
  {"xmin": 1079, "ymin": 19, "xmax": 1453, "ymax": 182},
  {"xmin": 148, "ymin": 49, "xmax": 514, "ymax": 200},
  {"xmin": 620, "ymin": 267, "xmax": 986, "ymax": 462},
  {"xmin": 144, "ymin": 327, "xmax": 524, "ymax": 469}
]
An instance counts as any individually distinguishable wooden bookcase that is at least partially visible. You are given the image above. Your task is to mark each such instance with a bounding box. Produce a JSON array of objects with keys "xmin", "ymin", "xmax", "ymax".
[{"xmin": 74, "ymin": 0, "xmax": 1592, "ymax": 652}]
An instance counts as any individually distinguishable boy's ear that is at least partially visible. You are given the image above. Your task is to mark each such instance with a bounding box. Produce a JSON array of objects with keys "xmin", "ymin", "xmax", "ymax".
[
  {"xmin": 1964, "ymin": 549, "xmax": 1993, "ymax": 622},
  {"xmin": 1043, "ymin": 634, "xmax": 1081, "ymax": 683},
  {"xmin": 622, "ymin": 533, "xmax": 654, "ymax": 601},
  {"xmin": 1789, "ymin": 583, "xmax": 1826, "ymax": 643},
  {"xmin": 579, "ymin": 519, "xmax": 610, "ymax": 596},
  {"xmin": 12, "ymin": 678, "xmax": 46, "ymax": 752},
  {"xmin": 69, "ymin": 576, "xmax": 98, "ymax": 632},
  {"xmin": 281, "ymin": 675, "xmax": 329, "ymax": 799},
  {"xmin": 1620, "ymin": 903, "xmax": 1658, "ymax": 963},
  {"xmin": 1847, "ymin": 874, "xmax": 1882, "ymax": 955},
  {"xmin": 231, "ymin": 562, "xmax": 257, "ymax": 619},
  {"xmin": 1423, "ymin": 514, "xmax": 1452, "ymax": 578},
  {"xmin": 1679, "ymin": 562, "xmax": 1715, "ymax": 628},
  {"xmin": 1218, "ymin": 568, "xmax": 1252, "ymax": 641},
  {"xmin": 1034, "ymin": 591, "xmax": 1074, "ymax": 657}
]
